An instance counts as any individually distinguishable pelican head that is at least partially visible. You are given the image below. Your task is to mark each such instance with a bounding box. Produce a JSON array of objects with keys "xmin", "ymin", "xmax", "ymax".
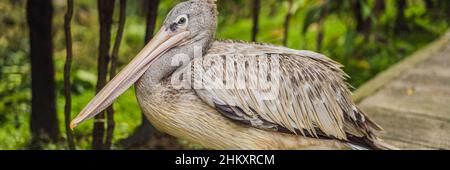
[{"xmin": 70, "ymin": 0, "xmax": 217, "ymax": 129}]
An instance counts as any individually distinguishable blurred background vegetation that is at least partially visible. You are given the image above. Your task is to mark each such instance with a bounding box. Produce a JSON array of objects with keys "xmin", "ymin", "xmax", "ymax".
[{"xmin": 0, "ymin": 0, "xmax": 448, "ymax": 150}]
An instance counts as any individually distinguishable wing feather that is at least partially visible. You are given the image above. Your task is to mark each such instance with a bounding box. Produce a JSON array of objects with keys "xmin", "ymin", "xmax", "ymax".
[{"xmin": 186, "ymin": 41, "xmax": 382, "ymax": 142}]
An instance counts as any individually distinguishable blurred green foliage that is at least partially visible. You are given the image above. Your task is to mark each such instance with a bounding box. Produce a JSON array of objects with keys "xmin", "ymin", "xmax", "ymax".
[{"xmin": 0, "ymin": 0, "xmax": 448, "ymax": 149}]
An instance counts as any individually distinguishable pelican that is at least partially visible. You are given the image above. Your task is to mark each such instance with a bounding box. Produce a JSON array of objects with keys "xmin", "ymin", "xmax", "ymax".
[{"xmin": 71, "ymin": 0, "xmax": 395, "ymax": 150}]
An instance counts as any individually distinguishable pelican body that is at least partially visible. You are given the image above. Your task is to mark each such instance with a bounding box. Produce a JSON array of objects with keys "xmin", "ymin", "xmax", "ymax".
[{"xmin": 71, "ymin": 0, "xmax": 394, "ymax": 150}]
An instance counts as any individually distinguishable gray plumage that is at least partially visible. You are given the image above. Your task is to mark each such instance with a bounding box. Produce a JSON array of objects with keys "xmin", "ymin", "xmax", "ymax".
[
  {"xmin": 135, "ymin": 0, "xmax": 396, "ymax": 150},
  {"xmin": 72, "ymin": 0, "xmax": 396, "ymax": 150}
]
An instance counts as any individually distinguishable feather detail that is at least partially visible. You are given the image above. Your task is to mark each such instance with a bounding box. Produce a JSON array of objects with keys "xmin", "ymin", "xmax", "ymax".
[{"xmin": 188, "ymin": 40, "xmax": 384, "ymax": 147}]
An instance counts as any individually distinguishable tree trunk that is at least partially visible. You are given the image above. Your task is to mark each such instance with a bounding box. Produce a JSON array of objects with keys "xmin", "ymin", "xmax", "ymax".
[
  {"xmin": 353, "ymin": 0, "xmax": 364, "ymax": 32},
  {"xmin": 145, "ymin": 0, "xmax": 159, "ymax": 42},
  {"xmin": 26, "ymin": 0, "xmax": 59, "ymax": 148},
  {"xmin": 93, "ymin": 0, "xmax": 115, "ymax": 150},
  {"xmin": 395, "ymin": 0, "xmax": 408, "ymax": 32},
  {"xmin": 283, "ymin": 0, "xmax": 293, "ymax": 46},
  {"xmin": 316, "ymin": 24, "xmax": 324, "ymax": 52},
  {"xmin": 316, "ymin": 0, "xmax": 329, "ymax": 52},
  {"xmin": 251, "ymin": 0, "xmax": 260, "ymax": 42},
  {"xmin": 64, "ymin": 0, "xmax": 76, "ymax": 150},
  {"xmin": 105, "ymin": 0, "xmax": 127, "ymax": 150},
  {"xmin": 373, "ymin": 0, "xmax": 386, "ymax": 41},
  {"xmin": 374, "ymin": 0, "xmax": 385, "ymax": 17},
  {"xmin": 425, "ymin": 0, "xmax": 433, "ymax": 10},
  {"xmin": 353, "ymin": 0, "xmax": 371, "ymax": 36}
]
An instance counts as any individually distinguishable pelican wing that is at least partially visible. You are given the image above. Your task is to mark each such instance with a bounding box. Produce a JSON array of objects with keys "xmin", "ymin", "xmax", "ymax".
[{"xmin": 191, "ymin": 40, "xmax": 383, "ymax": 141}]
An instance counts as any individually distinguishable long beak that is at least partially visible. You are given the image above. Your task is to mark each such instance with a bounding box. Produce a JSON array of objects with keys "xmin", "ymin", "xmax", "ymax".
[{"xmin": 70, "ymin": 27, "xmax": 190, "ymax": 129}]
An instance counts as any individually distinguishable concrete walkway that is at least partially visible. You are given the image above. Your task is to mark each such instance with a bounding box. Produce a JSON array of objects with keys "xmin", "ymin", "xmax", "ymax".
[{"xmin": 354, "ymin": 31, "xmax": 450, "ymax": 149}]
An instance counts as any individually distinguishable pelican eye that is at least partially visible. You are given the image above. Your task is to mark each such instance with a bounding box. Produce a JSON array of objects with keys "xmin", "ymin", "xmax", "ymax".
[
  {"xmin": 175, "ymin": 15, "xmax": 188, "ymax": 26},
  {"xmin": 178, "ymin": 17, "xmax": 186, "ymax": 25}
]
